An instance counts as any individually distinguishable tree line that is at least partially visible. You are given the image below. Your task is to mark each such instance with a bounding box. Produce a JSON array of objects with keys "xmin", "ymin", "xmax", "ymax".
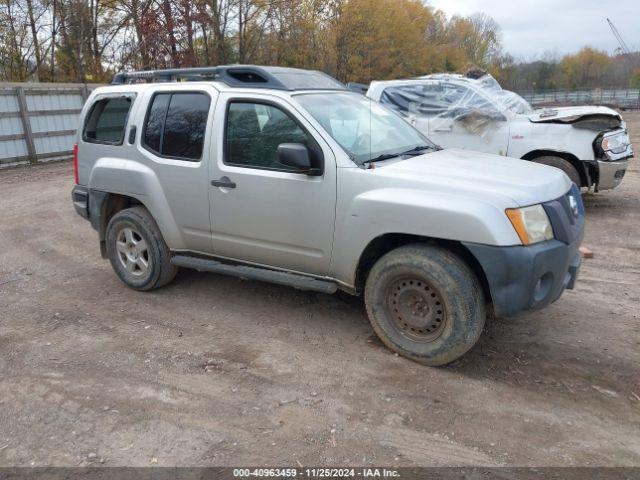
[
  {"xmin": 1, "ymin": 0, "xmax": 639, "ymax": 90},
  {"xmin": 495, "ymin": 48, "xmax": 640, "ymax": 92}
]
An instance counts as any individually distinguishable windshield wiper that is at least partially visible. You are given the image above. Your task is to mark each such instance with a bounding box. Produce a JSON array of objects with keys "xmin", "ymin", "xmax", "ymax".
[
  {"xmin": 399, "ymin": 145, "xmax": 435, "ymax": 156},
  {"xmin": 362, "ymin": 145, "xmax": 435, "ymax": 166},
  {"xmin": 362, "ymin": 153, "xmax": 401, "ymax": 166}
]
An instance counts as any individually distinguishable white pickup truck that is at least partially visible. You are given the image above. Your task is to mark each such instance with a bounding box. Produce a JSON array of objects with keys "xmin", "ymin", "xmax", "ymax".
[{"xmin": 367, "ymin": 73, "xmax": 633, "ymax": 191}]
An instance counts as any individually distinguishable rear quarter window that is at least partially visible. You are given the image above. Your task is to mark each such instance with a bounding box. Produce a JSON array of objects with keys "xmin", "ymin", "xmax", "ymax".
[
  {"xmin": 83, "ymin": 96, "xmax": 133, "ymax": 145},
  {"xmin": 142, "ymin": 92, "xmax": 211, "ymax": 161}
]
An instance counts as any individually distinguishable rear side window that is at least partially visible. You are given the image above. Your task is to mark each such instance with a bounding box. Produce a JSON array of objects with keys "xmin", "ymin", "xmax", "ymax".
[
  {"xmin": 144, "ymin": 94, "xmax": 170, "ymax": 154},
  {"xmin": 379, "ymin": 83, "xmax": 453, "ymax": 116},
  {"xmin": 83, "ymin": 96, "xmax": 133, "ymax": 144},
  {"xmin": 143, "ymin": 92, "xmax": 211, "ymax": 161},
  {"xmin": 380, "ymin": 83, "xmax": 499, "ymax": 118}
]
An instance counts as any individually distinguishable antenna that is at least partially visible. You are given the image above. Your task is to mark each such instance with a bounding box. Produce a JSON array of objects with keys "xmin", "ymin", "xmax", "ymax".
[{"xmin": 607, "ymin": 18, "xmax": 631, "ymax": 55}]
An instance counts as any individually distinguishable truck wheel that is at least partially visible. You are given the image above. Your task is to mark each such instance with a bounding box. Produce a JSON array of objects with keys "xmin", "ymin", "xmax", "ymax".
[
  {"xmin": 532, "ymin": 156, "xmax": 581, "ymax": 187},
  {"xmin": 105, "ymin": 206, "xmax": 177, "ymax": 291},
  {"xmin": 364, "ymin": 244, "xmax": 485, "ymax": 366}
]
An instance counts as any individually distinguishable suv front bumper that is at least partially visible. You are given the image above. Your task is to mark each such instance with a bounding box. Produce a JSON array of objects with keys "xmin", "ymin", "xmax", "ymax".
[
  {"xmin": 463, "ymin": 239, "xmax": 582, "ymax": 317},
  {"xmin": 463, "ymin": 184, "xmax": 585, "ymax": 318}
]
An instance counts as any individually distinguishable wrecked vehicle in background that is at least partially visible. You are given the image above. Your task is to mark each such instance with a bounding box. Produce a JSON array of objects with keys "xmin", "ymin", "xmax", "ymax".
[{"xmin": 366, "ymin": 74, "xmax": 633, "ymax": 191}]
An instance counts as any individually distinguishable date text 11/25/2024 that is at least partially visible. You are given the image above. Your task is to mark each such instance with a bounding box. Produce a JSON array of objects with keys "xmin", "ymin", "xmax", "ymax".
[{"xmin": 233, "ymin": 468, "xmax": 400, "ymax": 478}]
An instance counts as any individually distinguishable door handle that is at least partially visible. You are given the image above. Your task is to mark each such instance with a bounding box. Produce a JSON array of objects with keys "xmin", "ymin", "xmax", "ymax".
[{"xmin": 211, "ymin": 177, "xmax": 236, "ymax": 189}]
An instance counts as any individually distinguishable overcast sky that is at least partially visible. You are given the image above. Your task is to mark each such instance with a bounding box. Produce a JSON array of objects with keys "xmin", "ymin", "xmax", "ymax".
[{"xmin": 428, "ymin": 0, "xmax": 640, "ymax": 59}]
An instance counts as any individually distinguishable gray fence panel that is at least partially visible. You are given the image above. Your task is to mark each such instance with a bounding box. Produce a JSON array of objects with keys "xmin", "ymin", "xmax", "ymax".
[
  {"xmin": 521, "ymin": 88, "xmax": 640, "ymax": 110},
  {"xmin": 0, "ymin": 82, "xmax": 100, "ymax": 168}
]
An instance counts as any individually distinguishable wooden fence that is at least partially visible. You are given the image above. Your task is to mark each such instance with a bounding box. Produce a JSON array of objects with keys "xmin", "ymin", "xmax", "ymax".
[{"xmin": 0, "ymin": 82, "xmax": 100, "ymax": 168}]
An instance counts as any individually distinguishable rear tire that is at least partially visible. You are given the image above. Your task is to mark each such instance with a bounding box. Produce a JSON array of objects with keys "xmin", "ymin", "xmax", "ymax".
[
  {"xmin": 532, "ymin": 155, "xmax": 581, "ymax": 187},
  {"xmin": 364, "ymin": 244, "xmax": 485, "ymax": 366},
  {"xmin": 105, "ymin": 206, "xmax": 177, "ymax": 291}
]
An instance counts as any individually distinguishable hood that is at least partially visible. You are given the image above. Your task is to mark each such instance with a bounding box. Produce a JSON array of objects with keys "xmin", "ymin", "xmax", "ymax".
[
  {"xmin": 529, "ymin": 106, "xmax": 622, "ymax": 124},
  {"xmin": 371, "ymin": 148, "xmax": 571, "ymax": 208}
]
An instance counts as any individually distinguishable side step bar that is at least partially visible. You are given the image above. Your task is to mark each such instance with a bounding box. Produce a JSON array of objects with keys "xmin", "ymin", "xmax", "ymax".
[{"xmin": 171, "ymin": 255, "xmax": 338, "ymax": 294}]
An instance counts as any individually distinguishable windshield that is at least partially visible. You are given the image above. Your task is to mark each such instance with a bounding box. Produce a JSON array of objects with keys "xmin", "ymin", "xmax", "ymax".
[
  {"xmin": 494, "ymin": 89, "xmax": 533, "ymax": 115},
  {"xmin": 476, "ymin": 74, "xmax": 533, "ymax": 114},
  {"xmin": 295, "ymin": 92, "xmax": 435, "ymax": 165}
]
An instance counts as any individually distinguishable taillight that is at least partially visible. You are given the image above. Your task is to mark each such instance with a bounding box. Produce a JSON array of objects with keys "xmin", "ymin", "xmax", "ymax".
[{"xmin": 73, "ymin": 144, "xmax": 79, "ymax": 184}]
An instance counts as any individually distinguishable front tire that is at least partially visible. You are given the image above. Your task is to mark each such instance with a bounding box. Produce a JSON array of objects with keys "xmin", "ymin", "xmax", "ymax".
[
  {"xmin": 364, "ymin": 244, "xmax": 485, "ymax": 366},
  {"xmin": 105, "ymin": 206, "xmax": 177, "ymax": 291},
  {"xmin": 532, "ymin": 155, "xmax": 581, "ymax": 187}
]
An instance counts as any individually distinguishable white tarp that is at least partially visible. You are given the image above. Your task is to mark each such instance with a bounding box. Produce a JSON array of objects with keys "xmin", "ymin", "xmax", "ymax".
[{"xmin": 379, "ymin": 74, "xmax": 533, "ymax": 138}]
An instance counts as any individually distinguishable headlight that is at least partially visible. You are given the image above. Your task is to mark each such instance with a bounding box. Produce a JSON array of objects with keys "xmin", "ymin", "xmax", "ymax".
[
  {"xmin": 506, "ymin": 204, "xmax": 554, "ymax": 245},
  {"xmin": 602, "ymin": 133, "xmax": 629, "ymax": 155}
]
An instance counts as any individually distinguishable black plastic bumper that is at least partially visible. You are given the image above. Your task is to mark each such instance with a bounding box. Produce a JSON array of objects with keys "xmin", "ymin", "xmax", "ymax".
[
  {"xmin": 71, "ymin": 186, "xmax": 110, "ymax": 236},
  {"xmin": 71, "ymin": 186, "xmax": 115, "ymax": 259},
  {"xmin": 464, "ymin": 184, "xmax": 585, "ymax": 318},
  {"xmin": 71, "ymin": 185, "xmax": 89, "ymax": 219},
  {"xmin": 464, "ymin": 239, "xmax": 582, "ymax": 318}
]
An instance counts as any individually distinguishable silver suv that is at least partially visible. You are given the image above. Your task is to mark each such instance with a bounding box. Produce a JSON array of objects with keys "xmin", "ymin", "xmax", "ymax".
[{"xmin": 71, "ymin": 65, "xmax": 585, "ymax": 366}]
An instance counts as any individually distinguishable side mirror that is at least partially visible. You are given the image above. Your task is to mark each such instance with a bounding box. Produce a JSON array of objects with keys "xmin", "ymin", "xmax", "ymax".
[{"xmin": 277, "ymin": 143, "xmax": 319, "ymax": 175}]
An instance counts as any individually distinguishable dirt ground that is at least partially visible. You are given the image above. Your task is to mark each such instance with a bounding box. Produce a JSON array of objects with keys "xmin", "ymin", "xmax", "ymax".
[{"xmin": 1, "ymin": 114, "xmax": 639, "ymax": 468}]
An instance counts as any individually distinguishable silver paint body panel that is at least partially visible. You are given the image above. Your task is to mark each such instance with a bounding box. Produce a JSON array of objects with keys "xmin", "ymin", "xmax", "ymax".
[{"xmin": 77, "ymin": 82, "xmax": 570, "ymax": 289}]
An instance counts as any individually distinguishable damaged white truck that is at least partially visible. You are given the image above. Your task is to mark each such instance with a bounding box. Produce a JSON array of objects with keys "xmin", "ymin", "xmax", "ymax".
[{"xmin": 366, "ymin": 74, "xmax": 633, "ymax": 191}]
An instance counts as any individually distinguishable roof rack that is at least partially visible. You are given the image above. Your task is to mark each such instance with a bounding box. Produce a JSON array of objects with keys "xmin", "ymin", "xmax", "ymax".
[{"xmin": 111, "ymin": 65, "xmax": 347, "ymax": 91}]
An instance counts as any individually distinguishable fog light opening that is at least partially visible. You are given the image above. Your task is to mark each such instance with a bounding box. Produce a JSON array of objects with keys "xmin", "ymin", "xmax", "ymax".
[{"xmin": 534, "ymin": 272, "xmax": 554, "ymax": 303}]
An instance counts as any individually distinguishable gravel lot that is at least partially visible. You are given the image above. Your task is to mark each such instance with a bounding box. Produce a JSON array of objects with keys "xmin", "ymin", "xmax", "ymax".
[{"xmin": 1, "ymin": 113, "xmax": 639, "ymax": 467}]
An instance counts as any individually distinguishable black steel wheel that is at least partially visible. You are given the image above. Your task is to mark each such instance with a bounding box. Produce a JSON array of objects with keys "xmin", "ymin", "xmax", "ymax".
[
  {"xmin": 365, "ymin": 244, "xmax": 486, "ymax": 366},
  {"xmin": 385, "ymin": 276, "xmax": 447, "ymax": 342}
]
